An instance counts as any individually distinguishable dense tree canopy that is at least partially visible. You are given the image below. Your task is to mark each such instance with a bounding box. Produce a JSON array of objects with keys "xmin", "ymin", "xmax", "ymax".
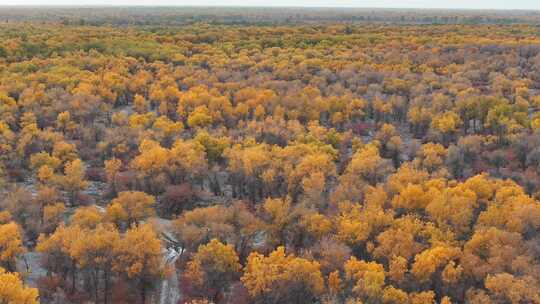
[{"xmin": 0, "ymin": 7, "xmax": 540, "ymax": 304}]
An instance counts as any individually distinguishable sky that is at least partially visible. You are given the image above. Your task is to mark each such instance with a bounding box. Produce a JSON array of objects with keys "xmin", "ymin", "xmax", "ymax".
[{"xmin": 1, "ymin": 0, "xmax": 539, "ymax": 10}]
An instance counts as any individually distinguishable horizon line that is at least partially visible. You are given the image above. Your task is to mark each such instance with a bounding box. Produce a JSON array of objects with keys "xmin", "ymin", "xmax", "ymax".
[{"xmin": 0, "ymin": 5, "xmax": 539, "ymax": 11}]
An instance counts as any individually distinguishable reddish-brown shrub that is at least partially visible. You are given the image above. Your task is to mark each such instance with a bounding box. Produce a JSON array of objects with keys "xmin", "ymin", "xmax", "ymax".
[{"xmin": 160, "ymin": 183, "xmax": 197, "ymax": 217}]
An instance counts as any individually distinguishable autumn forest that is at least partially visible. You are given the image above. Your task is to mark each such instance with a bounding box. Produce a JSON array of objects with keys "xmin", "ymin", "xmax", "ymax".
[{"xmin": 0, "ymin": 6, "xmax": 539, "ymax": 304}]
